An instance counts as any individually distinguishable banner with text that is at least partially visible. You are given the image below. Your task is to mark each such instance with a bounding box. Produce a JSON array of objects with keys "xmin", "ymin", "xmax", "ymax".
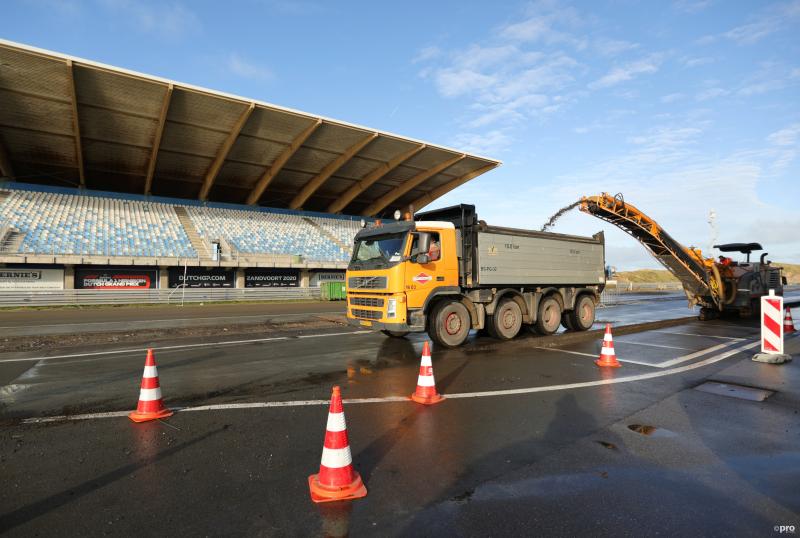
[
  {"xmin": 0, "ymin": 268, "xmax": 64, "ymax": 290},
  {"xmin": 168, "ymin": 267, "xmax": 234, "ymax": 288},
  {"xmin": 245, "ymin": 268, "xmax": 300, "ymax": 288},
  {"xmin": 75, "ymin": 268, "xmax": 157, "ymax": 290},
  {"xmin": 310, "ymin": 271, "xmax": 346, "ymax": 287}
]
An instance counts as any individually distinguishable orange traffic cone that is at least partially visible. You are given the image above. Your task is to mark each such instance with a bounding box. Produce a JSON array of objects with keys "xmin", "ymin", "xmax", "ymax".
[
  {"xmin": 411, "ymin": 341, "xmax": 444, "ymax": 405},
  {"xmin": 308, "ymin": 386, "xmax": 368, "ymax": 503},
  {"xmin": 595, "ymin": 324, "xmax": 621, "ymax": 368},
  {"xmin": 784, "ymin": 309, "xmax": 796, "ymax": 334},
  {"xmin": 128, "ymin": 349, "xmax": 173, "ymax": 422}
]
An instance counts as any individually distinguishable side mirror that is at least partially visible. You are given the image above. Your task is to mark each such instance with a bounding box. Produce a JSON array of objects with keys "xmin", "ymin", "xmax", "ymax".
[
  {"xmin": 415, "ymin": 253, "xmax": 431, "ymax": 264},
  {"xmin": 416, "ymin": 232, "xmax": 431, "ymax": 256},
  {"xmin": 782, "ymin": 276, "xmax": 788, "ymax": 286}
]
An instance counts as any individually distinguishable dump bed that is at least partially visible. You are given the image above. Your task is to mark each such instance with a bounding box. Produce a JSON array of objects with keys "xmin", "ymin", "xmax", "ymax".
[
  {"xmin": 417, "ymin": 204, "xmax": 605, "ymax": 288},
  {"xmin": 474, "ymin": 226, "xmax": 605, "ymax": 286}
]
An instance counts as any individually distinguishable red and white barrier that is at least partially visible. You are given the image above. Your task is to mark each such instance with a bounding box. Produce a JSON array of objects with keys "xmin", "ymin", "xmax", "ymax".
[
  {"xmin": 754, "ymin": 290, "xmax": 791, "ymax": 364},
  {"xmin": 761, "ymin": 290, "xmax": 784, "ymax": 354}
]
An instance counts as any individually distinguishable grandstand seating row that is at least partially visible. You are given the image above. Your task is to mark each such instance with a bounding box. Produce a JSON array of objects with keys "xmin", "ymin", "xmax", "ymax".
[{"xmin": 0, "ymin": 188, "xmax": 362, "ymax": 262}]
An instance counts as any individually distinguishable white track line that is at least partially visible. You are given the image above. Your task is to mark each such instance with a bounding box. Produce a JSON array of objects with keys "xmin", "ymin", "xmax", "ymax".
[
  {"xmin": 21, "ymin": 340, "xmax": 760, "ymax": 424},
  {"xmin": 531, "ymin": 346, "xmax": 657, "ymax": 367},
  {"xmin": 654, "ymin": 331, "xmax": 747, "ymax": 341},
  {"xmin": 0, "ymin": 330, "xmax": 372, "ymax": 364},
  {"xmin": 613, "ymin": 340, "xmax": 693, "ymax": 351}
]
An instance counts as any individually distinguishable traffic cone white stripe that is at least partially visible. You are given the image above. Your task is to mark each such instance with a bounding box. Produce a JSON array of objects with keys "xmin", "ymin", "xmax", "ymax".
[
  {"xmin": 601, "ymin": 346, "xmax": 615, "ymax": 356},
  {"xmin": 416, "ymin": 375, "xmax": 436, "ymax": 387},
  {"xmin": 138, "ymin": 387, "xmax": 163, "ymax": 401},
  {"xmin": 603, "ymin": 333, "xmax": 613, "ymax": 342},
  {"xmin": 420, "ymin": 355, "xmax": 432, "ymax": 366},
  {"xmin": 321, "ymin": 446, "xmax": 353, "ymax": 469},
  {"xmin": 326, "ymin": 412, "xmax": 347, "ymax": 432},
  {"xmin": 142, "ymin": 365, "xmax": 158, "ymax": 378}
]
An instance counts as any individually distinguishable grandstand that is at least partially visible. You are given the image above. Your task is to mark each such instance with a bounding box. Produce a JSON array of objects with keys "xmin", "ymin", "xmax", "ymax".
[
  {"xmin": 0, "ymin": 39, "xmax": 500, "ymax": 291},
  {"xmin": 0, "ymin": 183, "xmax": 361, "ymax": 263}
]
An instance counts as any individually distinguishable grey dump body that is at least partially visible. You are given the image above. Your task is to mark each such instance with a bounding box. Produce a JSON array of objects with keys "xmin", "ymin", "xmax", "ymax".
[{"xmin": 417, "ymin": 204, "xmax": 606, "ymax": 290}]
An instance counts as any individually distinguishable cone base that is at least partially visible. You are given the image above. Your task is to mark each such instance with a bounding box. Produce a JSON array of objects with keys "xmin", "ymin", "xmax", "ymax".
[
  {"xmin": 128, "ymin": 408, "xmax": 174, "ymax": 423},
  {"xmin": 595, "ymin": 358, "xmax": 621, "ymax": 368},
  {"xmin": 410, "ymin": 392, "xmax": 444, "ymax": 405},
  {"xmin": 308, "ymin": 472, "xmax": 367, "ymax": 503}
]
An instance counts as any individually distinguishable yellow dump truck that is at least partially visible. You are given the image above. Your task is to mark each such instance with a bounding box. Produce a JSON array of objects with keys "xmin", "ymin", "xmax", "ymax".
[{"xmin": 346, "ymin": 204, "xmax": 606, "ymax": 347}]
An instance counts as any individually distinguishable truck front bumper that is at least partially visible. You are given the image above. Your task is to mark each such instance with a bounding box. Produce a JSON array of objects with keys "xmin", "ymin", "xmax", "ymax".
[{"xmin": 346, "ymin": 317, "xmax": 415, "ymax": 332}]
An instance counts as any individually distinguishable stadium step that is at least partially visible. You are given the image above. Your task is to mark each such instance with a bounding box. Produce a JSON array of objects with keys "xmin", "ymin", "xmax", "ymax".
[
  {"xmin": 303, "ymin": 217, "xmax": 350, "ymax": 252},
  {"xmin": 173, "ymin": 206, "xmax": 211, "ymax": 260},
  {"xmin": 0, "ymin": 228, "xmax": 24, "ymax": 254}
]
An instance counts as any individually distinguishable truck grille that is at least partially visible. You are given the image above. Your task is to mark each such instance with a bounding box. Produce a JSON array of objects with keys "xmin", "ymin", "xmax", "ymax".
[
  {"xmin": 350, "ymin": 297, "xmax": 385, "ymax": 308},
  {"xmin": 348, "ymin": 276, "xmax": 387, "ymax": 289},
  {"xmin": 351, "ymin": 308, "xmax": 382, "ymax": 320}
]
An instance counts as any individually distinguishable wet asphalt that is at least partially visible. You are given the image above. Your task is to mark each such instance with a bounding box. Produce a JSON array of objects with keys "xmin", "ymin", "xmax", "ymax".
[{"xmin": 0, "ymin": 303, "xmax": 798, "ymax": 536}]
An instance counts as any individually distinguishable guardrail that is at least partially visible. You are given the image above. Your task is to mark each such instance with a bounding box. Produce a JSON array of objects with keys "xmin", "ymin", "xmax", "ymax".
[{"xmin": 0, "ymin": 287, "xmax": 322, "ymax": 307}]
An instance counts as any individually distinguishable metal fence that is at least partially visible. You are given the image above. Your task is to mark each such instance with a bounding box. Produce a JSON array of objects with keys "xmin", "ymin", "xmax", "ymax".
[{"xmin": 0, "ymin": 287, "xmax": 322, "ymax": 307}]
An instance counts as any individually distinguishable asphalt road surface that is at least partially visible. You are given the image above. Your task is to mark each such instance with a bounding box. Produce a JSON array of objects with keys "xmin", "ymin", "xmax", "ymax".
[{"xmin": 1, "ymin": 302, "xmax": 798, "ymax": 536}]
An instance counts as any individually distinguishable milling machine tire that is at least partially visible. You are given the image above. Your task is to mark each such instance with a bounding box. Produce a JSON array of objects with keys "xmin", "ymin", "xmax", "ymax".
[
  {"xmin": 535, "ymin": 296, "xmax": 562, "ymax": 336},
  {"xmin": 489, "ymin": 298, "xmax": 523, "ymax": 340},
  {"xmin": 561, "ymin": 312, "xmax": 575, "ymax": 331},
  {"xmin": 430, "ymin": 299, "xmax": 471, "ymax": 348},
  {"xmin": 568, "ymin": 294, "xmax": 596, "ymax": 331}
]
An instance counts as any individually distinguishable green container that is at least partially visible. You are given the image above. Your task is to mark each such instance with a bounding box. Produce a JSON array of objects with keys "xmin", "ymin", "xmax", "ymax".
[{"xmin": 321, "ymin": 281, "xmax": 346, "ymax": 300}]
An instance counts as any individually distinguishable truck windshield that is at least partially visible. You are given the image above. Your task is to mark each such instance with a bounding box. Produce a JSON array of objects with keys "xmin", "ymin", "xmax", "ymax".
[{"xmin": 350, "ymin": 233, "xmax": 407, "ymax": 269}]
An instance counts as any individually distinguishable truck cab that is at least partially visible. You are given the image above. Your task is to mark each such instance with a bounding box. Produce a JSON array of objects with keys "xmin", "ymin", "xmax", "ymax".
[{"xmin": 346, "ymin": 219, "xmax": 457, "ymax": 336}]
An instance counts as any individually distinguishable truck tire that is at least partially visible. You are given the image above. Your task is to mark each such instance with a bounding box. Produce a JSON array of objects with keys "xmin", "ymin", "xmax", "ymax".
[
  {"xmin": 381, "ymin": 329, "xmax": 409, "ymax": 338},
  {"xmin": 430, "ymin": 300, "xmax": 471, "ymax": 348},
  {"xmin": 568, "ymin": 295, "xmax": 595, "ymax": 331},
  {"xmin": 535, "ymin": 296, "xmax": 561, "ymax": 335},
  {"xmin": 490, "ymin": 298, "xmax": 523, "ymax": 340}
]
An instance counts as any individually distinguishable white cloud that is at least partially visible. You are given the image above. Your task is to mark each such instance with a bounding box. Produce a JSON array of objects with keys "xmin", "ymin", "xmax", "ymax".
[
  {"xmin": 767, "ymin": 123, "xmax": 800, "ymax": 146},
  {"xmin": 413, "ymin": 46, "xmax": 442, "ymax": 64},
  {"xmin": 661, "ymin": 92, "xmax": 685, "ymax": 103},
  {"xmin": 227, "ymin": 54, "xmax": 273, "ymax": 81},
  {"xmin": 682, "ymin": 56, "xmax": 713, "ymax": 68},
  {"xmin": 589, "ymin": 55, "xmax": 662, "ymax": 89},
  {"xmin": 695, "ymin": 87, "xmax": 729, "ymax": 101},
  {"xmin": 98, "ymin": 0, "xmax": 201, "ymax": 37},
  {"xmin": 593, "ymin": 39, "xmax": 639, "ymax": 57},
  {"xmin": 499, "ymin": 1, "xmax": 586, "ymax": 49},
  {"xmin": 449, "ymin": 130, "xmax": 513, "ymax": 156},
  {"xmin": 700, "ymin": 1, "xmax": 800, "ymax": 45}
]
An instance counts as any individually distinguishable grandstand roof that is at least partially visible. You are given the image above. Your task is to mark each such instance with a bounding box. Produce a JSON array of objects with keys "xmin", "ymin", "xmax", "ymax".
[{"xmin": 0, "ymin": 39, "xmax": 500, "ymax": 217}]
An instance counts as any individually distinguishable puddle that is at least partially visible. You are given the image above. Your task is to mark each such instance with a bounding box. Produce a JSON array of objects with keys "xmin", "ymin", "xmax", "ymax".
[
  {"xmin": 596, "ymin": 440, "xmax": 618, "ymax": 450},
  {"xmin": 627, "ymin": 424, "xmax": 677, "ymax": 438}
]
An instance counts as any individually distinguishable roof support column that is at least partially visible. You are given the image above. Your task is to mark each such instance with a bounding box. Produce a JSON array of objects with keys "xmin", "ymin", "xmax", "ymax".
[
  {"xmin": 246, "ymin": 119, "xmax": 322, "ymax": 205},
  {"xmin": 65, "ymin": 59, "xmax": 85, "ymax": 188},
  {"xmin": 289, "ymin": 132, "xmax": 378, "ymax": 210},
  {"xmin": 326, "ymin": 144, "xmax": 425, "ymax": 214},
  {"xmin": 199, "ymin": 102, "xmax": 255, "ymax": 201},
  {"xmin": 362, "ymin": 154, "xmax": 466, "ymax": 217},
  {"xmin": 410, "ymin": 163, "xmax": 499, "ymax": 211},
  {"xmin": 144, "ymin": 83, "xmax": 173, "ymax": 195}
]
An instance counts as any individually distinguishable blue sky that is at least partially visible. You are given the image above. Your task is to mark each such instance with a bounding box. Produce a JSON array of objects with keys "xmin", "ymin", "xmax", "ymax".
[{"xmin": 3, "ymin": 0, "xmax": 799, "ymax": 269}]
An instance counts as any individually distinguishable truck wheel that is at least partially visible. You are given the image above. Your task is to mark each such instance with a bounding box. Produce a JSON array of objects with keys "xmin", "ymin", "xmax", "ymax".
[
  {"xmin": 568, "ymin": 295, "xmax": 595, "ymax": 331},
  {"xmin": 430, "ymin": 300, "xmax": 471, "ymax": 348},
  {"xmin": 381, "ymin": 330, "xmax": 409, "ymax": 338},
  {"xmin": 535, "ymin": 296, "xmax": 562, "ymax": 335},
  {"xmin": 490, "ymin": 298, "xmax": 522, "ymax": 340}
]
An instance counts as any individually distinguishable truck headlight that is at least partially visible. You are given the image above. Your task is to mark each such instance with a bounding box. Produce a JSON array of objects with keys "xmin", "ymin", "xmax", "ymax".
[{"xmin": 387, "ymin": 298, "xmax": 397, "ymax": 318}]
